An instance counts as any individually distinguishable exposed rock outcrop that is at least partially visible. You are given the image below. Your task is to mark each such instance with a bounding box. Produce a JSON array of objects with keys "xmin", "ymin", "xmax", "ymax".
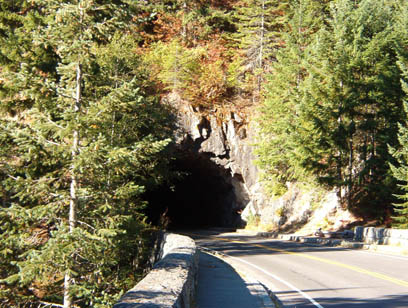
[
  {"xmin": 166, "ymin": 93, "xmax": 265, "ymax": 227},
  {"xmin": 257, "ymin": 184, "xmax": 357, "ymax": 234},
  {"xmin": 166, "ymin": 93, "xmax": 357, "ymax": 231}
]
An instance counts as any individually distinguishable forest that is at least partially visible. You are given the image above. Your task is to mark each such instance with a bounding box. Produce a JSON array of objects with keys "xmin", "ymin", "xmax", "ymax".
[{"xmin": 1, "ymin": 0, "xmax": 408, "ymax": 307}]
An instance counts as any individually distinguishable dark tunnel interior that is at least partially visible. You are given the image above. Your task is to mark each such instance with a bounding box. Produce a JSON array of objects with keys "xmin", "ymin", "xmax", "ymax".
[{"xmin": 144, "ymin": 151, "xmax": 244, "ymax": 230}]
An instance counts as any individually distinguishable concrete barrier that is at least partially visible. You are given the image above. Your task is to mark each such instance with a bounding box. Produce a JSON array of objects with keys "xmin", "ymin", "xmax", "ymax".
[
  {"xmin": 354, "ymin": 227, "xmax": 408, "ymax": 246},
  {"xmin": 114, "ymin": 233, "xmax": 198, "ymax": 308}
]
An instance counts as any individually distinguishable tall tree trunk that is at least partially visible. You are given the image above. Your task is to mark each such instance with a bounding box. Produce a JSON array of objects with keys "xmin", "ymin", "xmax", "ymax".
[
  {"xmin": 370, "ymin": 130, "xmax": 375, "ymax": 178},
  {"xmin": 181, "ymin": 1, "xmax": 187, "ymax": 43},
  {"xmin": 63, "ymin": 60, "xmax": 82, "ymax": 308},
  {"xmin": 337, "ymin": 113, "xmax": 343, "ymax": 201},
  {"xmin": 63, "ymin": 4, "xmax": 84, "ymax": 306},
  {"xmin": 337, "ymin": 152, "xmax": 343, "ymax": 200},
  {"xmin": 348, "ymin": 137, "xmax": 353, "ymax": 208},
  {"xmin": 257, "ymin": 0, "xmax": 265, "ymax": 94},
  {"xmin": 259, "ymin": 0, "xmax": 264, "ymax": 68}
]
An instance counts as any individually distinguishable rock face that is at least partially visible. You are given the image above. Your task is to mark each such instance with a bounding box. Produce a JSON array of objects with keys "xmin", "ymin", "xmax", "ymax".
[
  {"xmin": 166, "ymin": 93, "xmax": 357, "ymax": 231},
  {"xmin": 167, "ymin": 93, "xmax": 266, "ymax": 227},
  {"xmin": 257, "ymin": 184, "xmax": 357, "ymax": 234}
]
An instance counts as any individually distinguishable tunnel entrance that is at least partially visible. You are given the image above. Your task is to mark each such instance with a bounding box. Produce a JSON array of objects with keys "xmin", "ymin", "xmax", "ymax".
[{"xmin": 145, "ymin": 149, "xmax": 245, "ymax": 230}]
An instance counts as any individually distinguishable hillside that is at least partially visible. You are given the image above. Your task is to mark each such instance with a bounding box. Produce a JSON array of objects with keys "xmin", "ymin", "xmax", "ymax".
[
  {"xmin": 136, "ymin": 0, "xmax": 408, "ymax": 227},
  {"xmin": 1, "ymin": 1, "xmax": 408, "ymax": 307}
]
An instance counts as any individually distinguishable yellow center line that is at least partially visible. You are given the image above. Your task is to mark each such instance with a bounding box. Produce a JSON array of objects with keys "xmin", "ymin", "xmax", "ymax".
[{"xmin": 215, "ymin": 236, "xmax": 408, "ymax": 289}]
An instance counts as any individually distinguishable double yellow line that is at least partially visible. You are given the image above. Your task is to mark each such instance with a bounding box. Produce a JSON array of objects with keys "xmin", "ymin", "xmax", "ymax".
[{"xmin": 215, "ymin": 236, "xmax": 408, "ymax": 289}]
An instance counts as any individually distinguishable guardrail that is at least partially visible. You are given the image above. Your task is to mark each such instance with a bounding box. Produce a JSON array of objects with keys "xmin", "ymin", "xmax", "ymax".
[
  {"xmin": 114, "ymin": 233, "xmax": 198, "ymax": 308},
  {"xmin": 354, "ymin": 227, "xmax": 408, "ymax": 246}
]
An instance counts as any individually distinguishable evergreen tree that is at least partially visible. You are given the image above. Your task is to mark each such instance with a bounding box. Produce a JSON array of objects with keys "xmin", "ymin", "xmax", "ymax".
[
  {"xmin": 145, "ymin": 37, "xmax": 232, "ymax": 110},
  {"xmin": 255, "ymin": 0, "xmax": 328, "ymax": 195},
  {"xmin": 0, "ymin": 1, "xmax": 172, "ymax": 307},
  {"xmin": 390, "ymin": 104, "xmax": 408, "ymax": 229},
  {"xmin": 146, "ymin": 39, "xmax": 204, "ymax": 94},
  {"xmin": 256, "ymin": 0, "xmax": 405, "ymax": 216},
  {"xmin": 0, "ymin": 0, "xmax": 57, "ymax": 113},
  {"xmin": 390, "ymin": 1, "xmax": 408, "ymax": 228},
  {"xmin": 0, "ymin": 1, "xmax": 60, "ymax": 304},
  {"xmin": 232, "ymin": 0, "xmax": 290, "ymax": 94},
  {"xmin": 302, "ymin": 0, "xmax": 403, "ymax": 212}
]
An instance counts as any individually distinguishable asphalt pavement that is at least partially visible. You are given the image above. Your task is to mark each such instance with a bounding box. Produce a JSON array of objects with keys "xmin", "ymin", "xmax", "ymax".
[
  {"xmin": 196, "ymin": 250, "xmax": 276, "ymax": 308},
  {"xmin": 190, "ymin": 231, "xmax": 408, "ymax": 308}
]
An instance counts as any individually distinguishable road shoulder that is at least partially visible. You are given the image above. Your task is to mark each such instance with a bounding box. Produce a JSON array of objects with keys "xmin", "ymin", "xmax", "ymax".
[{"xmin": 198, "ymin": 247, "xmax": 280, "ymax": 308}]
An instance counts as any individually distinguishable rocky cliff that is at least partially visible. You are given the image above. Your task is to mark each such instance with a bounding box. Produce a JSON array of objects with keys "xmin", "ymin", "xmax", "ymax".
[
  {"xmin": 166, "ymin": 93, "xmax": 265, "ymax": 227},
  {"xmin": 166, "ymin": 92, "xmax": 357, "ymax": 232}
]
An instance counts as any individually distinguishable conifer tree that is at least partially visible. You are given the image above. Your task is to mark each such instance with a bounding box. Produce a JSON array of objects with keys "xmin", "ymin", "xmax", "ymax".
[
  {"xmin": 256, "ymin": 0, "xmax": 405, "ymax": 215},
  {"xmin": 390, "ymin": 1, "xmax": 408, "ymax": 228},
  {"xmin": 302, "ymin": 0, "xmax": 403, "ymax": 211},
  {"xmin": 255, "ymin": 0, "xmax": 328, "ymax": 195},
  {"xmin": 390, "ymin": 104, "xmax": 408, "ymax": 229},
  {"xmin": 0, "ymin": 1, "xmax": 172, "ymax": 307},
  {"xmin": 233, "ymin": 0, "xmax": 289, "ymax": 93},
  {"xmin": 145, "ymin": 38, "xmax": 204, "ymax": 101},
  {"xmin": 0, "ymin": 1, "xmax": 59, "ymax": 304}
]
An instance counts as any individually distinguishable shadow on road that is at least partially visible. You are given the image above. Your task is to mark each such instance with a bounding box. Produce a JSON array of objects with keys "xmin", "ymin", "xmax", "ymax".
[
  {"xmin": 186, "ymin": 230, "xmax": 408, "ymax": 308},
  {"xmin": 197, "ymin": 251, "xmax": 265, "ymax": 308},
  {"xmin": 314, "ymin": 293, "xmax": 408, "ymax": 308}
]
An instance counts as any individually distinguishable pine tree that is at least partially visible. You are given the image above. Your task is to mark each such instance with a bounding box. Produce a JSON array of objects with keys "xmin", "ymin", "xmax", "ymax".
[
  {"xmin": 0, "ymin": 1, "xmax": 60, "ymax": 305},
  {"xmin": 0, "ymin": 1, "xmax": 173, "ymax": 307},
  {"xmin": 301, "ymin": 0, "xmax": 403, "ymax": 212},
  {"xmin": 390, "ymin": 1, "xmax": 408, "ymax": 228},
  {"xmin": 232, "ymin": 0, "xmax": 290, "ymax": 94},
  {"xmin": 256, "ymin": 0, "xmax": 405, "ymax": 214},
  {"xmin": 146, "ymin": 39, "xmax": 204, "ymax": 94},
  {"xmin": 390, "ymin": 105, "xmax": 408, "ymax": 228},
  {"xmin": 255, "ymin": 0, "xmax": 328, "ymax": 195}
]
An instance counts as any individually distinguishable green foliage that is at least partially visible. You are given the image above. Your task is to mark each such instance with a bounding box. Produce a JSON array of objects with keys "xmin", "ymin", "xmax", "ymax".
[
  {"xmin": 233, "ymin": 0, "xmax": 288, "ymax": 65},
  {"xmin": 390, "ymin": 2, "xmax": 408, "ymax": 228},
  {"xmin": 0, "ymin": 1, "xmax": 173, "ymax": 307},
  {"xmin": 244, "ymin": 211, "xmax": 260, "ymax": 229},
  {"xmin": 256, "ymin": 0, "xmax": 404, "ymax": 215},
  {"xmin": 3, "ymin": 0, "xmax": 408, "ymax": 305},
  {"xmin": 145, "ymin": 38, "xmax": 233, "ymax": 109},
  {"xmin": 231, "ymin": 0, "xmax": 290, "ymax": 93},
  {"xmin": 301, "ymin": 0, "xmax": 403, "ymax": 211},
  {"xmin": 146, "ymin": 39, "xmax": 205, "ymax": 93},
  {"xmin": 255, "ymin": 0, "xmax": 325, "ymax": 196}
]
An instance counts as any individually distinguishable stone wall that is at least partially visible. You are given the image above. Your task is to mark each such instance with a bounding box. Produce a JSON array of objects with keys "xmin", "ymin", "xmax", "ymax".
[
  {"xmin": 114, "ymin": 233, "xmax": 198, "ymax": 308},
  {"xmin": 354, "ymin": 227, "xmax": 408, "ymax": 246}
]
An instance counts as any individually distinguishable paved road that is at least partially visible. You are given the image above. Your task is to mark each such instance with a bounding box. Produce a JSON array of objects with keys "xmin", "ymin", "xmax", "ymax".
[
  {"xmin": 196, "ymin": 251, "xmax": 271, "ymax": 308},
  {"xmin": 187, "ymin": 231, "xmax": 408, "ymax": 308}
]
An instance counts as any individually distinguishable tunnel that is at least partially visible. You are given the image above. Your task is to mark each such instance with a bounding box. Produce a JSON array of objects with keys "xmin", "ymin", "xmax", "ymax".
[{"xmin": 144, "ymin": 149, "xmax": 246, "ymax": 230}]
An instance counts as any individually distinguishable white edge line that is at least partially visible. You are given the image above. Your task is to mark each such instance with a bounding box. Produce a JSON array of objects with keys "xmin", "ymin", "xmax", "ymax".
[{"xmin": 200, "ymin": 246, "xmax": 325, "ymax": 308}]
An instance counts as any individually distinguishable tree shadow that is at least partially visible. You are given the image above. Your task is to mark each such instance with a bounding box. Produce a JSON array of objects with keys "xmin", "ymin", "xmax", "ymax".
[
  {"xmin": 315, "ymin": 293, "xmax": 408, "ymax": 308},
  {"xmin": 190, "ymin": 231, "xmax": 408, "ymax": 308}
]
